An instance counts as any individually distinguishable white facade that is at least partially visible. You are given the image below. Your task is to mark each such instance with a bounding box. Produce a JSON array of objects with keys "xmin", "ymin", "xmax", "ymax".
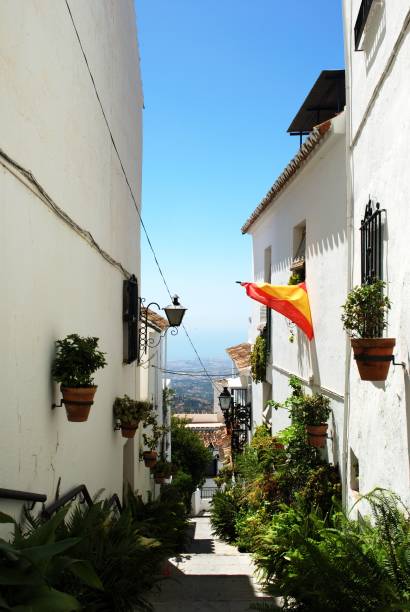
[
  {"xmin": 0, "ymin": 1, "xmax": 152, "ymax": 518},
  {"xmin": 343, "ymin": 1, "xmax": 410, "ymax": 508},
  {"xmin": 244, "ymin": 112, "xmax": 347, "ymax": 471},
  {"xmin": 135, "ymin": 320, "xmax": 169, "ymax": 501}
]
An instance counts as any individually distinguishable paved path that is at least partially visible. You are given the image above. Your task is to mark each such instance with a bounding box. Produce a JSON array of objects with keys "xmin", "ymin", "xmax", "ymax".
[{"xmin": 147, "ymin": 514, "xmax": 278, "ymax": 612}]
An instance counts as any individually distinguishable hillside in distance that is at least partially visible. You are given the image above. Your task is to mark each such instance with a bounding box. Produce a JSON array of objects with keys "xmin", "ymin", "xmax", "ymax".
[{"xmin": 167, "ymin": 359, "xmax": 232, "ymax": 414}]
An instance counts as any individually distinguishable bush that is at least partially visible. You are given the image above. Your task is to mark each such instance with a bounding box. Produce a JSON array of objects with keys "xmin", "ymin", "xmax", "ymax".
[
  {"xmin": 126, "ymin": 487, "xmax": 188, "ymax": 553},
  {"xmin": 0, "ymin": 507, "xmax": 100, "ymax": 611},
  {"xmin": 255, "ymin": 491, "xmax": 410, "ymax": 611},
  {"xmin": 53, "ymin": 501, "xmax": 163, "ymax": 611},
  {"xmin": 171, "ymin": 417, "xmax": 212, "ymax": 493},
  {"xmin": 210, "ymin": 485, "xmax": 242, "ymax": 542}
]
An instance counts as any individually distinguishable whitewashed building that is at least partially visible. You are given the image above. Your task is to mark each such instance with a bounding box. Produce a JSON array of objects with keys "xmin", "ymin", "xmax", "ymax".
[
  {"xmin": 342, "ymin": 0, "xmax": 410, "ymax": 508},
  {"xmin": 0, "ymin": 1, "xmax": 161, "ymax": 519},
  {"xmin": 242, "ymin": 74, "xmax": 347, "ymax": 472}
]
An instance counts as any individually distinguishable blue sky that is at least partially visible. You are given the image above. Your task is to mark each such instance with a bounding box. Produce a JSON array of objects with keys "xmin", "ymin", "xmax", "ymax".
[{"xmin": 135, "ymin": 1, "xmax": 345, "ymax": 362}]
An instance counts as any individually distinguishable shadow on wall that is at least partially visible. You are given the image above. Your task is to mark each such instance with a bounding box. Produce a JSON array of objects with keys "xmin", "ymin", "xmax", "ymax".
[
  {"xmin": 364, "ymin": 0, "xmax": 386, "ymax": 74},
  {"xmin": 271, "ymin": 228, "xmax": 347, "ymax": 278}
]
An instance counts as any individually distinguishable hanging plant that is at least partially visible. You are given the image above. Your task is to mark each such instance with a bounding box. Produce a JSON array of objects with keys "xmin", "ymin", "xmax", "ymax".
[
  {"xmin": 341, "ymin": 280, "xmax": 395, "ymax": 381},
  {"xmin": 113, "ymin": 396, "xmax": 152, "ymax": 438},
  {"xmin": 51, "ymin": 334, "xmax": 107, "ymax": 422},
  {"xmin": 251, "ymin": 333, "xmax": 267, "ymax": 383}
]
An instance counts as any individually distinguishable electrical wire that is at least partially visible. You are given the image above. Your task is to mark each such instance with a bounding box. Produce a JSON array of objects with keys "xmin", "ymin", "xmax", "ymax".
[
  {"xmin": 65, "ymin": 0, "xmax": 173, "ymax": 301},
  {"xmin": 152, "ymin": 365, "xmax": 233, "ymax": 378}
]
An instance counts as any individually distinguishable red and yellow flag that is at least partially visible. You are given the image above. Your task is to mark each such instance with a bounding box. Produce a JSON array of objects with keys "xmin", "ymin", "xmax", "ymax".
[{"xmin": 241, "ymin": 281, "xmax": 314, "ymax": 340}]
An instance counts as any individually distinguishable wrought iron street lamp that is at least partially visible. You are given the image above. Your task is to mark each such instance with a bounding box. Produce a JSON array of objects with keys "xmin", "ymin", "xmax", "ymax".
[
  {"xmin": 218, "ymin": 387, "xmax": 232, "ymax": 414},
  {"xmin": 218, "ymin": 386, "xmax": 252, "ymax": 456},
  {"xmin": 139, "ymin": 294, "xmax": 187, "ymax": 359},
  {"xmin": 163, "ymin": 295, "xmax": 187, "ymax": 327}
]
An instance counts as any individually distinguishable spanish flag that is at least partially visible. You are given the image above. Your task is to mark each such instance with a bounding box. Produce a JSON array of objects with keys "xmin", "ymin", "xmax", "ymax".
[{"xmin": 241, "ymin": 282, "xmax": 314, "ymax": 340}]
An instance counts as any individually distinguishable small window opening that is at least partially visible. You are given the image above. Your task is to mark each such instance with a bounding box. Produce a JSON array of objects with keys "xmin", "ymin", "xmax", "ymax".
[{"xmin": 290, "ymin": 223, "xmax": 306, "ymax": 283}]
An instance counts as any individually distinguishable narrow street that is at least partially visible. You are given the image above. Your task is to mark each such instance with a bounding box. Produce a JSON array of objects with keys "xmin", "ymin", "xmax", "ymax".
[{"xmin": 148, "ymin": 514, "xmax": 277, "ymax": 612}]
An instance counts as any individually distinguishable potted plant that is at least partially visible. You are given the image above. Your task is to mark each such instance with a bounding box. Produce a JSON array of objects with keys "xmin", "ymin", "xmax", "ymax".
[
  {"xmin": 341, "ymin": 280, "xmax": 394, "ymax": 381},
  {"xmin": 141, "ymin": 413, "xmax": 169, "ymax": 467},
  {"xmin": 51, "ymin": 334, "xmax": 106, "ymax": 422},
  {"xmin": 302, "ymin": 393, "xmax": 331, "ymax": 448},
  {"xmin": 113, "ymin": 396, "xmax": 152, "ymax": 438},
  {"xmin": 152, "ymin": 459, "xmax": 173, "ymax": 484}
]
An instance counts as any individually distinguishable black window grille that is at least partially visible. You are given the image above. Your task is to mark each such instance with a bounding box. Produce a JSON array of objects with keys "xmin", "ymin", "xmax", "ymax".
[
  {"xmin": 123, "ymin": 274, "xmax": 139, "ymax": 364},
  {"xmin": 360, "ymin": 200, "xmax": 383, "ymax": 285},
  {"xmin": 354, "ymin": 0, "xmax": 375, "ymax": 51}
]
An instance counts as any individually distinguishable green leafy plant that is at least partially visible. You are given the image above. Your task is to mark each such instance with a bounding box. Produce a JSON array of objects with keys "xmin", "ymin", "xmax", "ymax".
[
  {"xmin": 0, "ymin": 507, "xmax": 102, "ymax": 611},
  {"xmin": 210, "ymin": 485, "xmax": 243, "ymax": 543},
  {"xmin": 299, "ymin": 393, "xmax": 331, "ymax": 426},
  {"xmin": 341, "ymin": 280, "xmax": 391, "ymax": 338},
  {"xmin": 126, "ymin": 487, "xmax": 188, "ymax": 553},
  {"xmin": 170, "ymin": 417, "xmax": 212, "ymax": 492},
  {"xmin": 259, "ymin": 491, "xmax": 410, "ymax": 611},
  {"xmin": 142, "ymin": 412, "xmax": 169, "ymax": 451},
  {"xmin": 288, "ymin": 271, "xmax": 302, "ymax": 285},
  {"xmin": 251, "ymin": 333, "xmax": 267, "ymax": 383},
  {"xmin": 113, "ymin": 396, "xmax": 152, "ymax": 427},
  {"xmin": 51, "ymin": 333, "xmax": 107, "ymax": 387},
  {"xmin": 152, "ymin": 459, "xmax": 173, "ymax": 478}
]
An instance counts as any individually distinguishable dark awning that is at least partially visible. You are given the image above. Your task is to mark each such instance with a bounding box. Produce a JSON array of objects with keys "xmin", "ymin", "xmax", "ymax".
[{"xmin": 287, "ymin": 70, "xmax": 345, "ymax": 134}]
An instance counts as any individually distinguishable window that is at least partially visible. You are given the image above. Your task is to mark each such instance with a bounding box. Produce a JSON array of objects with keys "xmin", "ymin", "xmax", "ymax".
[
  {"xmin": 354, "ymin": 0, "xmax": 375, "ymax": 51},
  {"xmin": 360, "ymin": 200, "xmax": 383, "ymax": 284},
  {"xmin": 290, "ymin": 222, "xmax": 306, "ymax": 282},
  {"xmin": 123, "ymin": 275, "xmax": 139, "ymax": 364}
]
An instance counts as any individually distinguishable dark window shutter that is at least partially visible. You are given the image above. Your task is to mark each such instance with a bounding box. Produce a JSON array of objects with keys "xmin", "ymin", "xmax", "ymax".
[{"xmin": 123, "ymin": 275, "xmax": 139, "ymax": 364}]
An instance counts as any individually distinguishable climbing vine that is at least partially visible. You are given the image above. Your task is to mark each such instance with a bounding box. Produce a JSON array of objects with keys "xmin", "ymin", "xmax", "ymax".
[{"xmin": 250, "ymin": 333, "xmax": 267, "ymax": 383}]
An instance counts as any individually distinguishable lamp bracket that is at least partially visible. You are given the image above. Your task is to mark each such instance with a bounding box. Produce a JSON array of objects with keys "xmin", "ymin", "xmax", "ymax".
[{"xmin": 139, "ymin": 298, "xmax": 178, "ymax": 359}]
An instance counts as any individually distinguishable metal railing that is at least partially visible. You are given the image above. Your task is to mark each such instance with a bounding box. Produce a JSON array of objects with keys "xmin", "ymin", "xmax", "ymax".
[
  {"xmin": 0, "ymin": 488, "xmax": 47, "ymax": 510},
  {"xmin": 200, "ymin": 487, "xmax": 218, "ymax": 499},
  {"xmin": 42, "ymin": 484, "xmax": 93, "ymax": 519},
  {"xmin": 354, "ymin": 0, "xmax": 375, "ymax": 50}
]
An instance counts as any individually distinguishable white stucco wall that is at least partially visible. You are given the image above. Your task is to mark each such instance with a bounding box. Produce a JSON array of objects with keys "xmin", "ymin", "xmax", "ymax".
[
  {"xmin": 135, "ymin": 328, "xmax": 167, "ymax": 501},
  {"xmin": 247, "ymin": 114, "xmax": 347, "ymax": 469},
  {"xmin": 343, "ymin": 0, "xmax": 410, "ymax": 509},
  {"xmin": 0, "ymin": 1, "xmax": 143, "ymax": 519}
]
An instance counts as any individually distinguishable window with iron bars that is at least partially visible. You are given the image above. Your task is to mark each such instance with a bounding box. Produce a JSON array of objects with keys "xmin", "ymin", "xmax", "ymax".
[
  {"xmin": 123, "ymin": 275, "xmax": 139, "ymax": 364},
  {"xmin": 360, "ymin": 200, "xmax": 384, "ymax": 285}
]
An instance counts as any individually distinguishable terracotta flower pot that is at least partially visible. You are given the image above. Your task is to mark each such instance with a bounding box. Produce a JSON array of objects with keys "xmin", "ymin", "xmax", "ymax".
[
  {"xmin": 121, "ymin": 424, "xmax": 138, "ymax": 439},
  {"xmin": 306, "ymin": 424, "xmax": 328, "ymax": 448},
  {"xmin": 351, "ymin": 338, "xmax": 395, "ymax": 381},
  {"xmin": 154, "ymin": 474, "xmax": 166, "ymax": 484},
  {"xmin": 61, "ymin": 386, "xmax": 97, "ymax": 422},
  {"xmin": 143, "ymin": 450, "xmax": 157, "ymax": 468}
]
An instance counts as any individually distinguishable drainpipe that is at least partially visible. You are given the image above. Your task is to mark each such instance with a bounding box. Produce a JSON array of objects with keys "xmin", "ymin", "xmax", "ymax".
[{"xmin": 342, "ymin": 0, "xmax": 354, "ymax": 511}]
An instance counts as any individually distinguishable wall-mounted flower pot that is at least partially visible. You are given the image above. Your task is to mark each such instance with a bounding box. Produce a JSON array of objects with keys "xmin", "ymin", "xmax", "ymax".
[
  {"xmin": 306, "ymin": 424, "xmax": 328, "ymax": 448},
  {"xmin": 120, "ymin": 423, "xmax": 139, "ymax": 438},
  {"xmin": 61, "ymin": 386, "xmax": 97, "ymax": 422},
  {"xmin": 351, "ymin": 338, "xmax": 395, "ymax": 381},
  {"xmin": 143, "ymin": 450, "xmax": 157, "ymax": 468},
  {"xmin": 154, "ymin": 474, "xmax": 166, "ymax": 484}
]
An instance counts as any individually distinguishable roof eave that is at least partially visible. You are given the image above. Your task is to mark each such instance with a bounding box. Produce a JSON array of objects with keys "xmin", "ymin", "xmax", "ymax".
[{"xmin": 241, "ymin": 119, "xmax": 333, "ymax": 235}]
